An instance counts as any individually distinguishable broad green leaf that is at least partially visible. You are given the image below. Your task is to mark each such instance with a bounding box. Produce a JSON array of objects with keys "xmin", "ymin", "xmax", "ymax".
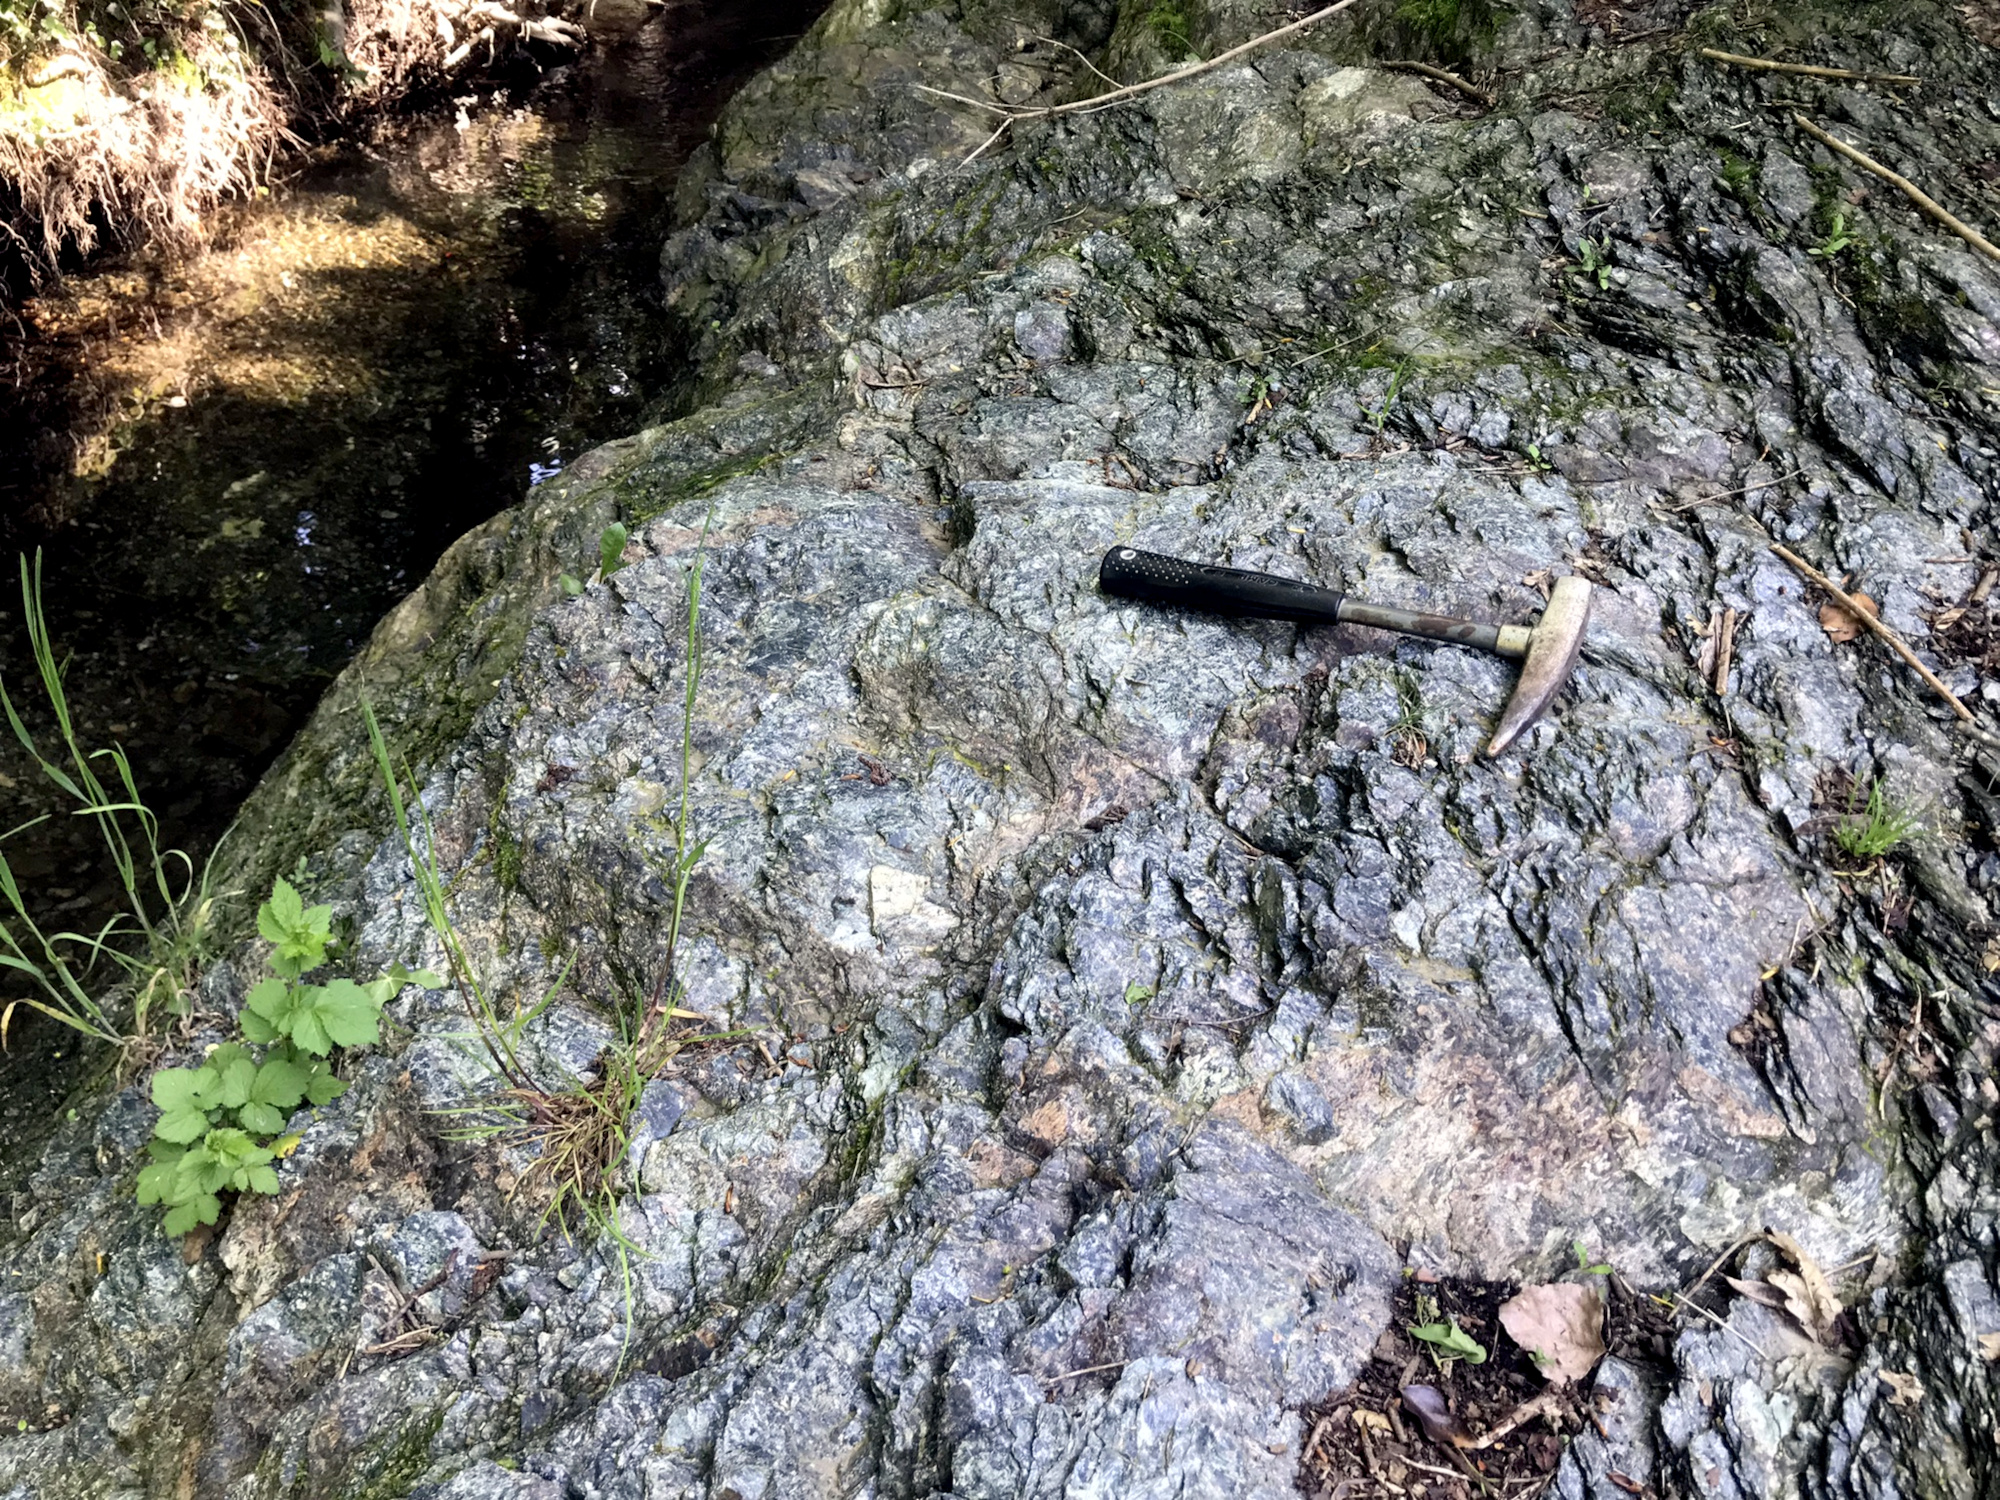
[
  {"xmin": 259, "ymin": 878, "xmax": 333, "ymax": 970},
  {"xmin": 251, "ymin": 1057, "xmax": 310, "ymax": 1110},
  {"xmin": 258, "ymin": 878, "xmax": 303, "ymax": 942},
  {"xmin": 162, "ymin": 1193, "xmax": 220, "ymax": 1236},
  {"xmin": 313, "ymin": 979, "xmax": 383, "ymax": 1049},
  {"xmin": 145, "ymin": 1138, "xmax": 186, "ymax": 1163},
  {"xmin": 289, "ymin": 1003, "xmax": 329, "ymax": 1057},
  {"xmin": 238, "ymin": 1006, "xmax": 278, "ymax": 1043},
  {"xmin": 183, "ymin": 1149, "xmax": 235, "ymax": 1197},
  {"xmin": 599, "ymin": 521, "xmax": 630, "ymax": 578},
  {"xmin": 243, "ymin": 1165, "xmax": 281, "ymax": 1195},
  {"xmin": 182, "ymin": 1064, "xmax": 227, "ymax": 1110},
  {"xmin": 151, "ymin": 1067, "xmax": 204, "ymax": 1113},
  {"xmin": 136, "ymin": 1160, "xmax": 177, "ymax": 1205},
  {"xmin": 154, "ymin": 1106, "xmax": 210, "ymax": 1144},
  {"xmin": 213, "ymin": 1056, "xmax": 256, "ymax": 1110},
  {"xmin": 305, "ymin": 1067, "xmax": 346, "ymax": 1106},
  {"xmin": 238, "ymin": 1102, "xmax": 286, "ymax": 1135},
  {"xmin": 245, "ymin": 977, "xmax": 291, "ymax": 1025}
]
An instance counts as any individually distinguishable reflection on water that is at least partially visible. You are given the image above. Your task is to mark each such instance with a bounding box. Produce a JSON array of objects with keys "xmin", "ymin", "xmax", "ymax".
[{"xmin": 0, "ymin": 0, "xmax": 828, "ymax": 1147}]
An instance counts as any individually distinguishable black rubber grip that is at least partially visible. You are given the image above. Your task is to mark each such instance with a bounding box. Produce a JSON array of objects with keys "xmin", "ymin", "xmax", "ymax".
[{"xmin": 1097, "ymin": 547, "xmax": 1343, "ymax": 625}]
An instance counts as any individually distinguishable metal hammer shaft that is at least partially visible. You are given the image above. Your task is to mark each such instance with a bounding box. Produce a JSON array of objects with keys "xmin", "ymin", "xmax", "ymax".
[
  {"xmin": 1097, "ymin": 548, "xmax": 1590, "ymax": 756},
  {"xmin": 1098, "ymin": 548, "xmax": 1530, "ymax": 655}
]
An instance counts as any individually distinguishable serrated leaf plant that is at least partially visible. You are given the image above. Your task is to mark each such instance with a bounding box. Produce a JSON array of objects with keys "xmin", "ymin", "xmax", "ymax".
[{"xmin": 137, "ymin": 877, "xmax": 442, "ymax": 1237}]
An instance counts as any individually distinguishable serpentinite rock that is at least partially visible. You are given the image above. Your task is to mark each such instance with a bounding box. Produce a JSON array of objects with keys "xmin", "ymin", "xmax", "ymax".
[{"xmin": 4, "ymin": 0, "xmax": 1999, "ymax": 1496}]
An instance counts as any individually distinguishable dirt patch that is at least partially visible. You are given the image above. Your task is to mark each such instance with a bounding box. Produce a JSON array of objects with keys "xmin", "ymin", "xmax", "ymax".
[{"xmin": 1296, "ymin": 1274, "xmax": 1677, "ymax": 1499}]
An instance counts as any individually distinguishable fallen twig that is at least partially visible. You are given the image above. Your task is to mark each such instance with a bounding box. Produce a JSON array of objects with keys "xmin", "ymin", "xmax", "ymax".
[
  {"xmin": 1651, "ymin": 467, "xmax": 1803, "ymax": 513},
  {"xmin": 1771, "ymin": 544, "xmax": 1975, "ymax": 722},
  {"xmin": 916, "ymin": 0, "xmax": 1363, "ymax": 160},
  {"xmin": 1700, "ymin": 47, "xmax": 1919, "ymax": 86},
  {"xmin": 1382, "ymin": 58, "xmax": 1494, "ymax": 106},
  {"xmin": 1468, "ymin": 1389, "xmax": 1569, "ymax": 1450},
  {"xmin": 1033, "ymin": 1359, "xmax": 1129, "ymax": 1384},
  {"xmin": 1713, "ymin": 606, "xmax": 1739, "ymax": 697},
  {"xmin": 1674, "ymin": 1290, "xmax": 1770, "ymax": 1361},
  {"xmin": 1791, "ymin": 114, "xmax": 2000, "ymax": 265}
]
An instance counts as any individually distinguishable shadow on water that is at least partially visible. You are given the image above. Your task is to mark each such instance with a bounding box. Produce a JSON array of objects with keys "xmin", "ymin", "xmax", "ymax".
[{"xmin": 0, "ymin": 0, "xmax": 830, "ymax": 1172}]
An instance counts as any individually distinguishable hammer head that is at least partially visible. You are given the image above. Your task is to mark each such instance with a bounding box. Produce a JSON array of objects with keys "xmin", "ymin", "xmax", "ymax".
[{"xmin": 1485, "ymin": 576, "xmax": 1593, "ymax": 757}]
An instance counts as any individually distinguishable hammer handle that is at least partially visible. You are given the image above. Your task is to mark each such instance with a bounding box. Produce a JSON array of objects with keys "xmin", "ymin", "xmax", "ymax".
[{"xmin": 1098, "ymin": 547, "xmax": 1343, "ymax": 625}]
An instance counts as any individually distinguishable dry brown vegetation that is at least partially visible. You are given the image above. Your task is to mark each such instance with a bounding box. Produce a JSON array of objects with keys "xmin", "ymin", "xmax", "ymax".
[
  {"xmin": 0, "ymin": 25, "xmax": 287, "ymax": 270},
  {"xmin": 0, "ymin": 0, "xmax": 581, "ymax": 287}
]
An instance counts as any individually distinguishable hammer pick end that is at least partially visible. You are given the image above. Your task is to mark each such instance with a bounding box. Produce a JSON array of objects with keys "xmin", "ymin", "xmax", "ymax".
[{"xmin": 1484, "ymin": 576, "xmax": 1593, "ymax": 757}]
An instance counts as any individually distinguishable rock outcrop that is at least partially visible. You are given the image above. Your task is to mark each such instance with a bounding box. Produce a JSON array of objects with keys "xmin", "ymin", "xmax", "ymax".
[{"xmin": 5, "ymin": 0, "xmax": 1999, "ymax": 1496}]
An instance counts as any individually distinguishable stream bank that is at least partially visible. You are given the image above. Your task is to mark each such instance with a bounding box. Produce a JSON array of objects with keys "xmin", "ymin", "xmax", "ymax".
[
  {"xmin": 0, "ymin": 0, "xmax": 829, "ymax": 1158},
  {"xmin": 5, "ymin": 0, "xmax": 2000, "ymax": 1496}
]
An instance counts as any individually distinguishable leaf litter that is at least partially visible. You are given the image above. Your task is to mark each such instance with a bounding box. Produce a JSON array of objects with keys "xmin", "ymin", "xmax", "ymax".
[
  {"xmin": 1496, "ymin": 1283, "xmax": 1607, "ymax": 1385},
  {"xmin": 1295, "ymin": 1274, "xmax": 1673, "ymax": 1499}
]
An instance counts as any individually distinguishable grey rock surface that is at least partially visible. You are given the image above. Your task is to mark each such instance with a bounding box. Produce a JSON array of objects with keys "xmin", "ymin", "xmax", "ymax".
[{"xmin": 5, "ymin": 0, "xmax": 2000, "ymax": 1496}]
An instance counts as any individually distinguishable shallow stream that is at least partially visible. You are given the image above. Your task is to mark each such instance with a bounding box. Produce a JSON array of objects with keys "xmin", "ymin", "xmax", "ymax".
[{"xmin": 0, "ymin": 0, "xmax": 827, "ymax": 1143}]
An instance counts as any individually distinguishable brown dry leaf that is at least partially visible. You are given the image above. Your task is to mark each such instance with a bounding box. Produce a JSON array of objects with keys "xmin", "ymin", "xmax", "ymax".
[
  {"xmin": 1400, "ymin": 1385, "xmax": 1475, "ymax": 1449},
  {"xmin": 1819, "ymin": 592, "xmax": 1878, "ymax": 644},
  {"xmin": 1878, "ymin": 1369, "xmax": 1925, "ymax": 1407},
  {"xmin": 1978, "ymin": 1331, "xmax": 2000, "ymax": 1362},
  {"xmin": 1723, "ymin": 1275, "xmax": 1791, "ymax": 1310},
  {"xmin": 1498, "ymin": 1282, "xmax": 1606, "ymax": 1385},
  {"xmin": 1765, "ymin": 1230, "xmax": 1843, "ymax": 1345}
]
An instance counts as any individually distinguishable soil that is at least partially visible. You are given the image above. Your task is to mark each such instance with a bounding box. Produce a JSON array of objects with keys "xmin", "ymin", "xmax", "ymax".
[{"xmin": 1296, "ymin": 1274, "xmax": 1679, "ymax": 1500}]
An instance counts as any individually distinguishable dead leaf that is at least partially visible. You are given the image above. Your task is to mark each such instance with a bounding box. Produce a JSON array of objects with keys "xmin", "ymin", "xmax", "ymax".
[
  {"xmin": 1723, "ymin": 1275, "xmax": 1791, "ymax": 1310},
  {"xmin": 1878, "ymin": 1369, "xmax": 1925, "ymax": 1407},
  {"xmin": 1978, "ymin": 1331, "xmax": 2000, "ymax": 1362},
  {"xmin": 1819, "ymin": 592, "xmax": 1878, "ymax": 644},
  {"xmin": 1765, "ymin": 1230, "xmax": 1842, "ymax": 1345},
  {"xmin": 1400, "ymin": 1385, "xmax": 1475, "ymax": 1449},
  {"xmin": 1498, "ymin": 1282, "xmax": 1606, "ymax": 1385}
]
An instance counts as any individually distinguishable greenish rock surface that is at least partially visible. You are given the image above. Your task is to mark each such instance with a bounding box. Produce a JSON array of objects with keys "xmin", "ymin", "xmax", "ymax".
[{"xmin": 5, "ymin": 0, "xmax": 2000, "ymax": 1496}]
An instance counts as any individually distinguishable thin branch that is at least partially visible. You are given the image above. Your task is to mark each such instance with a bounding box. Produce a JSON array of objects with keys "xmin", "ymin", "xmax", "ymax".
[
  {"xmin": 1034, "ymin": 34, "xmax": 1122, "ymax": 91},
  {"xmin": 916, "ymin": 0, "xmax": 1363, "ymax": 146},
  {"xmin": 1771, "ymin": 544, "xmax": 1976, "ymax": 722},
  {"xmin": 1792, "ymin": 114, "xmax": 2000, "ymax": 265},
  {"xmin": 1465, "ymin": 1389, "xmax": 1567, "ymax": 1450},
  {"xmin": 1700, "ymin": 48, "xmax": 1919, "ymax": 86},
  {"xmin": 1381, "ymin": 59, "xmax": 1494, "ymax": 107}
]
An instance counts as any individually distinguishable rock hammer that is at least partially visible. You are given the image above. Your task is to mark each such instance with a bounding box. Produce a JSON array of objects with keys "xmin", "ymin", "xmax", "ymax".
[{"xmin": 1098, "ymin": 547, "xmax": 1593, "ymax": 757}]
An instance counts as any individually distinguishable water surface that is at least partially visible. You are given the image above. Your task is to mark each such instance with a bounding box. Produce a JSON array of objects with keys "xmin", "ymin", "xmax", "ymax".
[{"xmin": 0, "ymin": 0, "xmax": 829, "ymax": 1155}]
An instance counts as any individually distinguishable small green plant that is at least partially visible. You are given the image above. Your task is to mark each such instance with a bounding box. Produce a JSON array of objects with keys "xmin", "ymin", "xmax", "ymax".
[
  {"xmin": 136, "ymin": 878, "xmax": 441, "ymax": 1235},
  {"xmin": 1808, "ymin": 211, "xmax": 1856, "ymax": 260},
  {"xmin": 0, "ymin": 551, "xmax": 223, "ymax": 1053},
  {"xmin": 374, "ymin": 506, "xmax": 716, "ymax": 1246},
  {"xmin": 1573, "ymin": 236, "xmax": 1614, "ymax": 291},
  {"xmin": 1573, "ymin": 1239, "xmax": 1612, "ymax": 1276},
  {"xmin": 1409, "ymin": 1314, "xmax": 1489, "ymax": 1364},
  {"xmin": 1124, "ymin": 981, "xmax": 1155, "ymax": 1004},
  {"xmin": 561, "ymin": 521, "xmax": 633, "ymax": 596},
  {"xmin": 1833, "ymin": 780, "xmax": 1921, "ymax": 862},
  {"xmin": 1365, "ymin": 358, "xmax": 1411, "ymax": 437},
  {"xmin": 1716, "ymin": 150, "xmax": 1759, "ymax": 207}
]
